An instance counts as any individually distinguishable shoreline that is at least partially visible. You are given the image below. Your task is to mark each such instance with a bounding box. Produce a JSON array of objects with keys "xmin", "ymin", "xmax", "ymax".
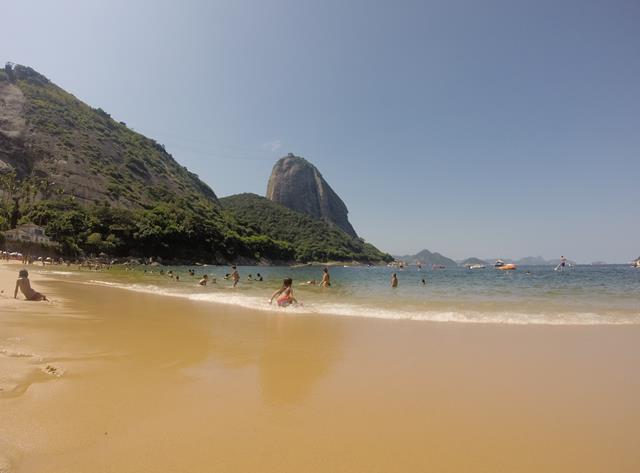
[
  {"xmin": 1, "ymin": 264, "xmax": 640, "ymax": 472},
  {"xmin": 17, "ymin": 262, "xmax": 640, "ymax": 327}
]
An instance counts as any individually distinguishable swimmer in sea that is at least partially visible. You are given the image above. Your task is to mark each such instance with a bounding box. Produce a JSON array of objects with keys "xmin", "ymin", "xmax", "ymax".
[
  {"xmin": 391, "ymin": 273, "xmax": 398, "ymax": 288},
  {"xmin": 269, "ymin": 278, "xmax": 299, "ymax": 307},
  {"xmin": 198, "ymin": 274, "xmax": 208, "ymax": 286},
  {"xmin": 421, "ymin": 278, "xmax": 426, "ymax": 286},
  {"xmin": 14, "ymin": 269, "xmax": 48, "ymax": 301},
  {"xmin": 231, "ymin": 266, "xmax": 240, "ymax": 287},
  {"xmin": 256, "ymin": 273, "xmax": 263, "ymax": 281},
  {"xmin": 301, "ymin": 280, "xmax": 317, "ymax": 286},
  {"xmin": 321, "ymin": 267, "xmax": 331, "ymax": 287}
]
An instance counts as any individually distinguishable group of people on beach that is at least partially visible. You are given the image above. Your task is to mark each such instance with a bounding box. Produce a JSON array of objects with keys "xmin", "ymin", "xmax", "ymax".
[{"xmin": 8, "ymin": 253, "xmax": 578, "ymax": 307}]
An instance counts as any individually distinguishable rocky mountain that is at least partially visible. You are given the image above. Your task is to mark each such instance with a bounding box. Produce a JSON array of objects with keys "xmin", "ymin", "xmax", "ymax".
[
  {"xmin": 220, "ymin": 193, "xmax": 390, "ymax": 263},
  {"xmin": 460, "ymin": 257, "xmax": 488, "ymax": 266},
  {"xmin": 515, "ymin": 256, "xmax": 552, "ymax": 266},
  {"xmin": 266, "ymin": 154, "xmax": 357, "ymax": 237},
  {"xmin": 396, "ymin": 249, "xmax": 457, "ymax": 267},
  {"xmin": 0, "ymin": 64, "xmax": 216, "ymax": 208}
]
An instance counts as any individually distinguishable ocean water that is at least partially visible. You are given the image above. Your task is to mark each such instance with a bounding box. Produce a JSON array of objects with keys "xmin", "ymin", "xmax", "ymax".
[{"xmin": 41, "ymin": 263, "xmax": 640, "ymax": 325}]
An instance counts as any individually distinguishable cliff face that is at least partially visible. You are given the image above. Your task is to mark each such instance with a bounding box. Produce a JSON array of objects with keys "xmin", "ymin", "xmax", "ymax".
[
  {"xmin": 0, "ymin": 64, "xmax": 217, "ymax": 207},
  {"xmin": 266, "ymin": 154, "xmax": 357, "ymax": 237}
]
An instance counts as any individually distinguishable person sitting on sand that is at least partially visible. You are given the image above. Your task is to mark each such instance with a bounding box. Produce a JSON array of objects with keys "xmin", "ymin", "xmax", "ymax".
[
  {"xmin": 269, "ymin": 278, "xmax": 299, "ymax": 307},
  {"xmin": 391, "ymin": 273, "xmax": 398, "ymax": 288},
  {"xmin": 231, "ymin": 266, "xmax": 240, "ymax": 287},
  {"xmin": 247, "ymin": 274, "xmax": 253, "ymax": 281},
  {"xmin": 321, "ymin": 267, "xmax": 331, "ymax": 287},
  {"xmin": 198, "ymin": 274, "xmax": 208, "ymax": 286},
  {"xmin": 256, "ymin": 273, "xmax": 263, "ymax": 282},
  {"xmin": 14, "ymin": 269, "xmax": 48, "ymax": 301}
]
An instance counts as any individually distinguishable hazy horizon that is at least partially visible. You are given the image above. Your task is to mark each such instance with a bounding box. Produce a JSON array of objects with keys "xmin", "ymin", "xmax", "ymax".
[{"xmin": 3, "ymin": 0, "xmax": 639, "ymax": 263}]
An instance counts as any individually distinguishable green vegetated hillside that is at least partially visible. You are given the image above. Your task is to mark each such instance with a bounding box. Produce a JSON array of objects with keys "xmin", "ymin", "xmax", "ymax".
[
  {"xmin": 220, "ymin": 193, "xmax": 391, "ymax": 263},
  {"xmin": 0, "ymin": 64, "xmax": 215, "ymax": 206},
  {"xmin": 0, "ymin": 65, "xmax": 258, "ymax": 262},
  {"xmin": 0, "ymin": 64, "xmax": 389, "ymax": 264}
]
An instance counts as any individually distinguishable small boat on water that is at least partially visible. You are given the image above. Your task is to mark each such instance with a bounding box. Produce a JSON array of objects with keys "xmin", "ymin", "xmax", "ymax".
[
  {"xmin": 494, "ymin": 259, "xmax": 506, "ymax": 268},
  {"xmin": 467, "ymin": 264, "xmax": 486, "ymax": 270},
  {"xmin": 432, "ymin": 264, "xmax": 446, "ymax": 270},
  {"xmin": 497, "ymin": 263, "xmax": 517, "ymax": 271}
]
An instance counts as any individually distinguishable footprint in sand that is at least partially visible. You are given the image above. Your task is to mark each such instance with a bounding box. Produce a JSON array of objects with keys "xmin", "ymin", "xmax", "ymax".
[{"xmin": 41, "ymin": 364, "xmax": 65, "ymax": 377}]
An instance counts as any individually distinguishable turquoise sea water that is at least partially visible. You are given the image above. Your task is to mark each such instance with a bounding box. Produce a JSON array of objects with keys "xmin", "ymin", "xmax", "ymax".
[{"xmin": 40, "ymin": 264, "xmax": 640, "ymax": 325}]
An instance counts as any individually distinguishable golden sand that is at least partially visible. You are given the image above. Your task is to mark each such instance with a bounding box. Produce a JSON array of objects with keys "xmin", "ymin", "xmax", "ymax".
[{"xmin": 1, "ymin": 263, "xmax": 639, "ymax": 472}]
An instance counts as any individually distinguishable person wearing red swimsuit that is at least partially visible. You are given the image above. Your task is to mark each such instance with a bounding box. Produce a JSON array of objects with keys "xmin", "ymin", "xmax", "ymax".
[{"xmin": 269, "ymin": 278, "xmax": 299, "ymax": 307}]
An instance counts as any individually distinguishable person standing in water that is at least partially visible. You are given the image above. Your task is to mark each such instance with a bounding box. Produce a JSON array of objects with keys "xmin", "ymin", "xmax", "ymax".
[
  {"xmin": 231, "ymin": 265, "xmax": 240, "ymax": 288},
  {"xmin": 391, "ymin": 273, "xmax": 398, "ymax": 288},
  {"xmin": 269, "ymin": 278, "xmax": 299, "ymax": 307},
  {"xmin": 556, "ymin": 255, "xmax": 567, "ymax": 271},
  {"xmin": 14, "ymin": 269, "xmax": 48, "ymax": 301},
  {"xmin": 321, "ymin": 267, "xmax": 331, "ymax": 287}
]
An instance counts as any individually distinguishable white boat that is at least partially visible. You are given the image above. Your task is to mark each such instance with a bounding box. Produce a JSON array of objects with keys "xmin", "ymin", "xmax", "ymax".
[{"xmin": 468, "ymin": 264, "xmax": 486, "ymax": 269}]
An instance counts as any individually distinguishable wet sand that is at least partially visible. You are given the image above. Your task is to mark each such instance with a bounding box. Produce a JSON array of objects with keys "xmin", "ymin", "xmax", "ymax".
[{"xmin": 1, "ymin": 263, "xmax": 639, "ymax": 472}]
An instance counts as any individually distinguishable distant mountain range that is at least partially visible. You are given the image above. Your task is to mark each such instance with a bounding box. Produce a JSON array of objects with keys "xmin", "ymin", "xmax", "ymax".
[
  {"xmin": 397, "ymin": 250, "xmax": 575, "ymax": 267},
  {"xmin": 459, "ymin": 257, "xmax": 488, "ymax": 266},
  {"xmin": 394, "ymin": 249, "xmax": 458, "ymax": 267},
  {"xmin": 513, "ymin": 256, "xmax": 553, "ymax": 265}
]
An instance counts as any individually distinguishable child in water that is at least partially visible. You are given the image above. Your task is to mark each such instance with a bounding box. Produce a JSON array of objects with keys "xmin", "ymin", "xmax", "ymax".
[
  {"xmin": 269, "ymin": 278, "xmax": 300, "ymax": 307},
  {"xmin": 14, "ymin": 269, "xmax": 48, "ymax": 301}
]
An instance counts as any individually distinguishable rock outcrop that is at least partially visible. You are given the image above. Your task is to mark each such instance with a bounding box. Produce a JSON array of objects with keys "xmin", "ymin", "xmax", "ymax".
[{"xmin": 266, "ymin": 154, "xmax": 357, "ymax": 237}]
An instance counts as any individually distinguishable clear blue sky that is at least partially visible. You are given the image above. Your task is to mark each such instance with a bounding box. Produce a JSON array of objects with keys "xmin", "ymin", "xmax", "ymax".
[{"xmin": 3, "ymin": 0, "xmax": 639, "ymax": 262}]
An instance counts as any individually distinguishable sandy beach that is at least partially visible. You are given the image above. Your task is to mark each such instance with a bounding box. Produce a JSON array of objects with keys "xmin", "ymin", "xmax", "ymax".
[{"xmin": 1, "ymin": 262, "xmax": 639, "ymax": 472}]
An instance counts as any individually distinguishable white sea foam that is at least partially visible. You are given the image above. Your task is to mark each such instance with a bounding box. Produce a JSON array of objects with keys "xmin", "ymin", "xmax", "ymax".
[{"xmin": 85, "ymin": 280, "xmax": 639, "ymax": 326}]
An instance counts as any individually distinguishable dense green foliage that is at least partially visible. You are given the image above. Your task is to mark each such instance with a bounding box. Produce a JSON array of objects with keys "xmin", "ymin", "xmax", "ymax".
[
  {"xmin": 220, "ymin": 193, "xmax": 391, "ymax": 263},
  {"xmin": 0, "ymin": 192, "xmax": 294, "ymax": 262}
]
